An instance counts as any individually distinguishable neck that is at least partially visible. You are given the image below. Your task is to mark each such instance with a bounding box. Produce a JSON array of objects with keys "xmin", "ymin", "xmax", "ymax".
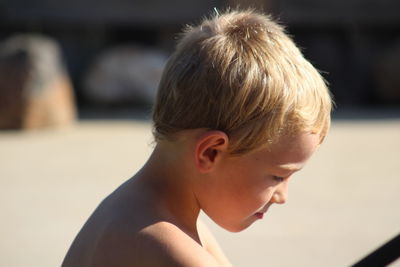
[{"xmin": 134, "ymin": 143, "xmax": 201, "ymax": 237}]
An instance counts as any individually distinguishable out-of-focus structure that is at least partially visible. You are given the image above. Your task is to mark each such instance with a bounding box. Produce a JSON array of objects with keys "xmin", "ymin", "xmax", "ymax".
[
  {"xmin": 0, "ymin": 34, "xmax": 76, "ymax": 129},
  {"xmin": 0, "ymin": 0, "xmax": 399, "ymax": 118}
]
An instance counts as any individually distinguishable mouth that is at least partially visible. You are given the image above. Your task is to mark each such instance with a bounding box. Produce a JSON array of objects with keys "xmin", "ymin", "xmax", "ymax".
[
  {"xmin": 254, "ymin": 203, "xmax": 272, "ymax": 219},
  {"xmin": 259, "ymin": 204, "xmax": 272, "ymax": 213},
  {"xmin": 254, "ymin": 212, "xmax": 264, "ymax": 219}
]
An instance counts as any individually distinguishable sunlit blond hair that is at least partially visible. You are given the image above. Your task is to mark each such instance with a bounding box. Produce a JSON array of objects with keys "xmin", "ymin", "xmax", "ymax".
[{"xmin": 152, "ymin": 9, "xmax": 333, "ymax": 154}]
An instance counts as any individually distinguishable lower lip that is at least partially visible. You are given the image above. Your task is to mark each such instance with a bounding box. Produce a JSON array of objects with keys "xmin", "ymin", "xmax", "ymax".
[{"xmin": 255, "ymin": 212, "xmax": 264, "ymax": 219}]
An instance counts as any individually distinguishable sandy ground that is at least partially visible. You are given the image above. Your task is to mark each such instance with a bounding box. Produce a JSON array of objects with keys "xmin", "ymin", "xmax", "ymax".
[{"xmin": 0, "ymin": 117, "xmax": 399, "ymax": 267}]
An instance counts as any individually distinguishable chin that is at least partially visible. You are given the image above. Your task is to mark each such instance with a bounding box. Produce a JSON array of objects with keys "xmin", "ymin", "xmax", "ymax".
[{"xmin": 219, "ymin": 221, "xmax": 253, "ymax": 233}]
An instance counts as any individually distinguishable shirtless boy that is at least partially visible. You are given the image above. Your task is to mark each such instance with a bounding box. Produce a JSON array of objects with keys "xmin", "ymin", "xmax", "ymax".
[{"xmin": 62, "ymin": 9, "xmax": 332, "ymax": 266}]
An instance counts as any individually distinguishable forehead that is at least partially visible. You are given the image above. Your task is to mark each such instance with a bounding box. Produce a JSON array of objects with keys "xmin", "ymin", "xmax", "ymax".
[{"xmin": 255, "ymin": 132, "xmax": 320, "ymax": 172}]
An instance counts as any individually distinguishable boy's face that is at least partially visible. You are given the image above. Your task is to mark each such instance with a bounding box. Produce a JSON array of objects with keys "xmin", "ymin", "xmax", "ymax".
[{"xmin": 197, "ymin": 132, "xmax": 320, "ymax": 232}]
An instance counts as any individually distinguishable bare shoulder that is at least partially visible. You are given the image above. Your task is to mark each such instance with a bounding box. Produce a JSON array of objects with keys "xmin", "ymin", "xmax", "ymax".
[
  {"xmin": 90, "ymin": 220, "xmax": 222, "ymax": 267},
  {"xmin": 197, "ymin": 220, "xmax": 233, "ymax": 267}
]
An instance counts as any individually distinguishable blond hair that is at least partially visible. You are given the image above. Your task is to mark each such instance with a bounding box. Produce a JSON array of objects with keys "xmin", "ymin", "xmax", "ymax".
[{"xmin": 152, "ymin": 9, "xmax": 332, "ymax": 154}]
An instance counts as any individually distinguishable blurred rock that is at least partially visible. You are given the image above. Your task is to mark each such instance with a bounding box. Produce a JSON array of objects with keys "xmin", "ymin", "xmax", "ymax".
[
  {"xmin": 374, "ymin": 42, "xmax": 400, "ymax": 104},
  {"xmin": 0, "ymin": 34, "xmax": 76, "ymax": 129},
  {"xmin": 83, "ymin": 46, "xmax": 167, "ymax": 106}
]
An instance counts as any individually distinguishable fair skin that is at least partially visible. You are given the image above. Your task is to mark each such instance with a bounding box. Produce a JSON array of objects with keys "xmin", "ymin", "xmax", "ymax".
[{"xmin": 62, "ymin": 129, "xmax": 320, "ymax": 267}]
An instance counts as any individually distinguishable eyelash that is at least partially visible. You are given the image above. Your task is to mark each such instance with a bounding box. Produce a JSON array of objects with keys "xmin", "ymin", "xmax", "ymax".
[{"xmin": 273, "ymin": 176, "xmax": 284, "ymax": 183}]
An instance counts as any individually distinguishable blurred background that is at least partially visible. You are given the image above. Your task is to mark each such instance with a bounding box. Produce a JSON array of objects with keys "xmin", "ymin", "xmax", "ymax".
[{"xmin": 0, "ymin": 0, "xmax": 399, "ymax": 266}]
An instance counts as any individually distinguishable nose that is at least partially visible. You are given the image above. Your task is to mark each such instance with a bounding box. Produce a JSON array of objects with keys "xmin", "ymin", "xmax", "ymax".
[{"xmin": 272, "ymin": 181, "xmax": 289, "ymax": 204}]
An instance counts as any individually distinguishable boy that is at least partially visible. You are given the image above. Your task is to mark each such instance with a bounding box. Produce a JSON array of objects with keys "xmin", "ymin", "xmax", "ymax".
[{"xmin": 62, "ymin": 9, "xmax": 332, "ymax": 266}]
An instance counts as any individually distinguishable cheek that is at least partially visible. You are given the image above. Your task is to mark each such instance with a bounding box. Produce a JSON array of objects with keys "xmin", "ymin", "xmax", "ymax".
[
  {"xmin": 239, "ymin": 180, "xmax": 276, "ymax": 205},
  {"xmin": 220, "ymin": 160, "xmax": 273, "ymax": 198},
  {"xmin": 251, "ymin": 180, "xmax": 278, "ymax": 204}
]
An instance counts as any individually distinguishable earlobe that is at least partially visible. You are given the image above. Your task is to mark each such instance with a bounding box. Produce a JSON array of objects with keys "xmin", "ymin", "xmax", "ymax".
[{"xmin": 195, "ymin": 131, "xmax": 229, "ymax": 173}]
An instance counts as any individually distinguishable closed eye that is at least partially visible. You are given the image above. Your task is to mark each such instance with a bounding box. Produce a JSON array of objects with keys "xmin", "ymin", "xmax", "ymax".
[{"xmin": 273, "ymin": 176, "xmax": 284, "ymax": 183}]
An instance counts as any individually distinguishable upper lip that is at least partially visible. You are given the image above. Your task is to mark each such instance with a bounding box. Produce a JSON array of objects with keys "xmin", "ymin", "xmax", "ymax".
[{"xmin": 258, "ymin": 203, "xmax": 272, "ymax": 214}]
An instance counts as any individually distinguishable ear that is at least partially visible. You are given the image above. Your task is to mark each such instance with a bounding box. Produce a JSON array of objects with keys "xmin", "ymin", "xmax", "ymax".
[{"xmin": 194, "ymin": 131, "xmax": 229, "ymax": 173}]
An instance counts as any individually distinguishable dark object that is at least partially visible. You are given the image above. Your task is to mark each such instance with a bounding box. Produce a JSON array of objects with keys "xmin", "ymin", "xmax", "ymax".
[
  {"xmin": 351, "ymin": 233, "xmax": 400, "ymax": 267},
  {"xmin": 0, "ymin": 0, "xmax": 216, "ymax": 26}
]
